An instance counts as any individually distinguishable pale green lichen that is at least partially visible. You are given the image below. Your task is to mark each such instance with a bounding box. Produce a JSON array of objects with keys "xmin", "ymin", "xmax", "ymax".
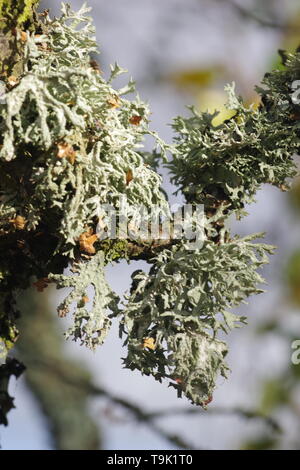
[
  {"xmin": 0, "ymin": 3, "xmax": 169, "ymax": 361},
  {"xmin": 121, "ymin": 234, "xmax": 274, "ymax": 404},
  {"xmin": 1, "ymin": 2, "xmax": 300, "ymax": 414},
  {"xmin": 49, "ymin": 251, "xmax": 119, "ymax": 349},
  {"xmin": 169, "ymin": 82, "xmax": 299, "ymax": 214},
  {"xmin": 0, "ymin": 3, "xmax": 169, "ymax": 251}
]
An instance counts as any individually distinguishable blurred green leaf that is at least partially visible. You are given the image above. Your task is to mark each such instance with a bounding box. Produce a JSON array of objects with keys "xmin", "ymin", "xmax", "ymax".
[
  {"xmin": 241, "ymin": 436, "xmax": 278, "ymax": 450},
  {"xmin": 255, "ymin": 321, "xmax": 279, "ymax": 335},
  {"xmin": 286, "ymin": 250, "xmax": 300, "ymax": 306},
  {"xmin": 289, "ymin": 179, "xmax": 300, "ymax": 212},
  {"xmin": 259, "ymin": 379, "xmax": 289, "ymax": 414},
  {"xmin": 168, "ymin": 66, "xmax": 224, "ymax": 90},
  {"xmin": 291, "ymin": 362, "xmax": 300, "ymax": 379}
]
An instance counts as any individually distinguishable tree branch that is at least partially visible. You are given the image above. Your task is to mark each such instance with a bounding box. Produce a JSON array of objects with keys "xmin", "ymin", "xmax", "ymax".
[
  {"xmin": 30, "ymin": 356, "xmax": 282, "ymax": 449},
  {"xmin": 215, "ymin": 0, "xmax": 288, "ymax": 30}
]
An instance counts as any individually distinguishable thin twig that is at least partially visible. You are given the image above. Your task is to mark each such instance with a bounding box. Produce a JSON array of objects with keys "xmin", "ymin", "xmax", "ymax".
[
  {"xmin": 29, "ymin": 358, "xmax": 281, "ymax": 449},
  {"xmin": 29, "ymin": 358, "xmax": 197, "ymax": 449},
  {"xmin": 215, "ymin": 0, "xmax": 289, "ymax": 30},
  {"xmin": 145, "ymin": 406, "xmax": 282, "ymax": 434}
]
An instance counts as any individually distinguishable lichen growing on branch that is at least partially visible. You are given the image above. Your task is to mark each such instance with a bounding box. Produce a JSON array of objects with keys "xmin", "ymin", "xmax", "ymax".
[
  {"xmin": 169, "ymin": 82, "xmax": 299, "ymax": 213},
  {"xmin": 1, "ymin": 2, "xmax": 300, "ymax": 423}
]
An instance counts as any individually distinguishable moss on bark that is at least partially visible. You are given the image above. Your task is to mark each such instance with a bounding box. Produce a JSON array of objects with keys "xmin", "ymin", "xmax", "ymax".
[{"xmin": 0, "ymin": 0, "xmax": 39, "ymax": 77}]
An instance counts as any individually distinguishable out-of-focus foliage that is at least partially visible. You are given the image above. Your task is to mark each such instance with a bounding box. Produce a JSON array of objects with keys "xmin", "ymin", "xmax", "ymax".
[
  {"xmin": 286, "ymin": 249, "xmax": 300, "ymax": 305},
  {"xmin": 240, "ymin": 181, "xmax": 300, "ymax": 450},
  {"xmin": 168, "ymin": 66, "xmax": 223, "ymax": 91},
  {"xmin": 242, "ymin": 436, "xmax": 279, "ymax": 450}
]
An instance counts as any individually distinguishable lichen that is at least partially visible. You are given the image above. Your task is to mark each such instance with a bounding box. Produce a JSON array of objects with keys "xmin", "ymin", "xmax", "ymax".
[
  {"xmin": 1, "ymin": 2, "xmax": 300, "ymax": 418},
  {"xmin": 169, "ymin": 82, "xmax": 299, "ymax": 215}
]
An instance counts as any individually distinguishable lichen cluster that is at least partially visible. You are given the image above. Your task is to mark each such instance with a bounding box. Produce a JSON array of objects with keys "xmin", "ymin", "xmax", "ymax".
[
  {"xmin": 122, "ymin": 234, "xmax": 273, "ymax": 404},
  {"xmin": 1, "ymin": 2, "xmax": 300, "ymax": 423},
  {"xmin": 169, "ymin": 82, "xmax": 299, "ymax": 213},
  {"xmin": 0, "ymin": 3, "xmax": 169, "ymax": 380}
]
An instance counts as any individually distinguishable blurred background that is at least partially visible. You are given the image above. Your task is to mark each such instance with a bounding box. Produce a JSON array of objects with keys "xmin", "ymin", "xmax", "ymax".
[{"xmin": 1, "ymin": 0, "xmax": 300, "ymax": 450}]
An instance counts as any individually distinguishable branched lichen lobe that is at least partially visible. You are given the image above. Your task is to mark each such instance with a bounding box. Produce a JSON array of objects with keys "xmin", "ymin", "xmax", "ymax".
[{"xmin": 1, "ymin": 2, "xmax": 300, "ymax": 420}]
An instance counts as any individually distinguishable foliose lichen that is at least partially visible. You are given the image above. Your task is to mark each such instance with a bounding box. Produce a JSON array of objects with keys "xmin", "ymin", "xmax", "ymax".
[{"xmin": 1, "ymin": 2, "xmax": 300, "ymax": 420}]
